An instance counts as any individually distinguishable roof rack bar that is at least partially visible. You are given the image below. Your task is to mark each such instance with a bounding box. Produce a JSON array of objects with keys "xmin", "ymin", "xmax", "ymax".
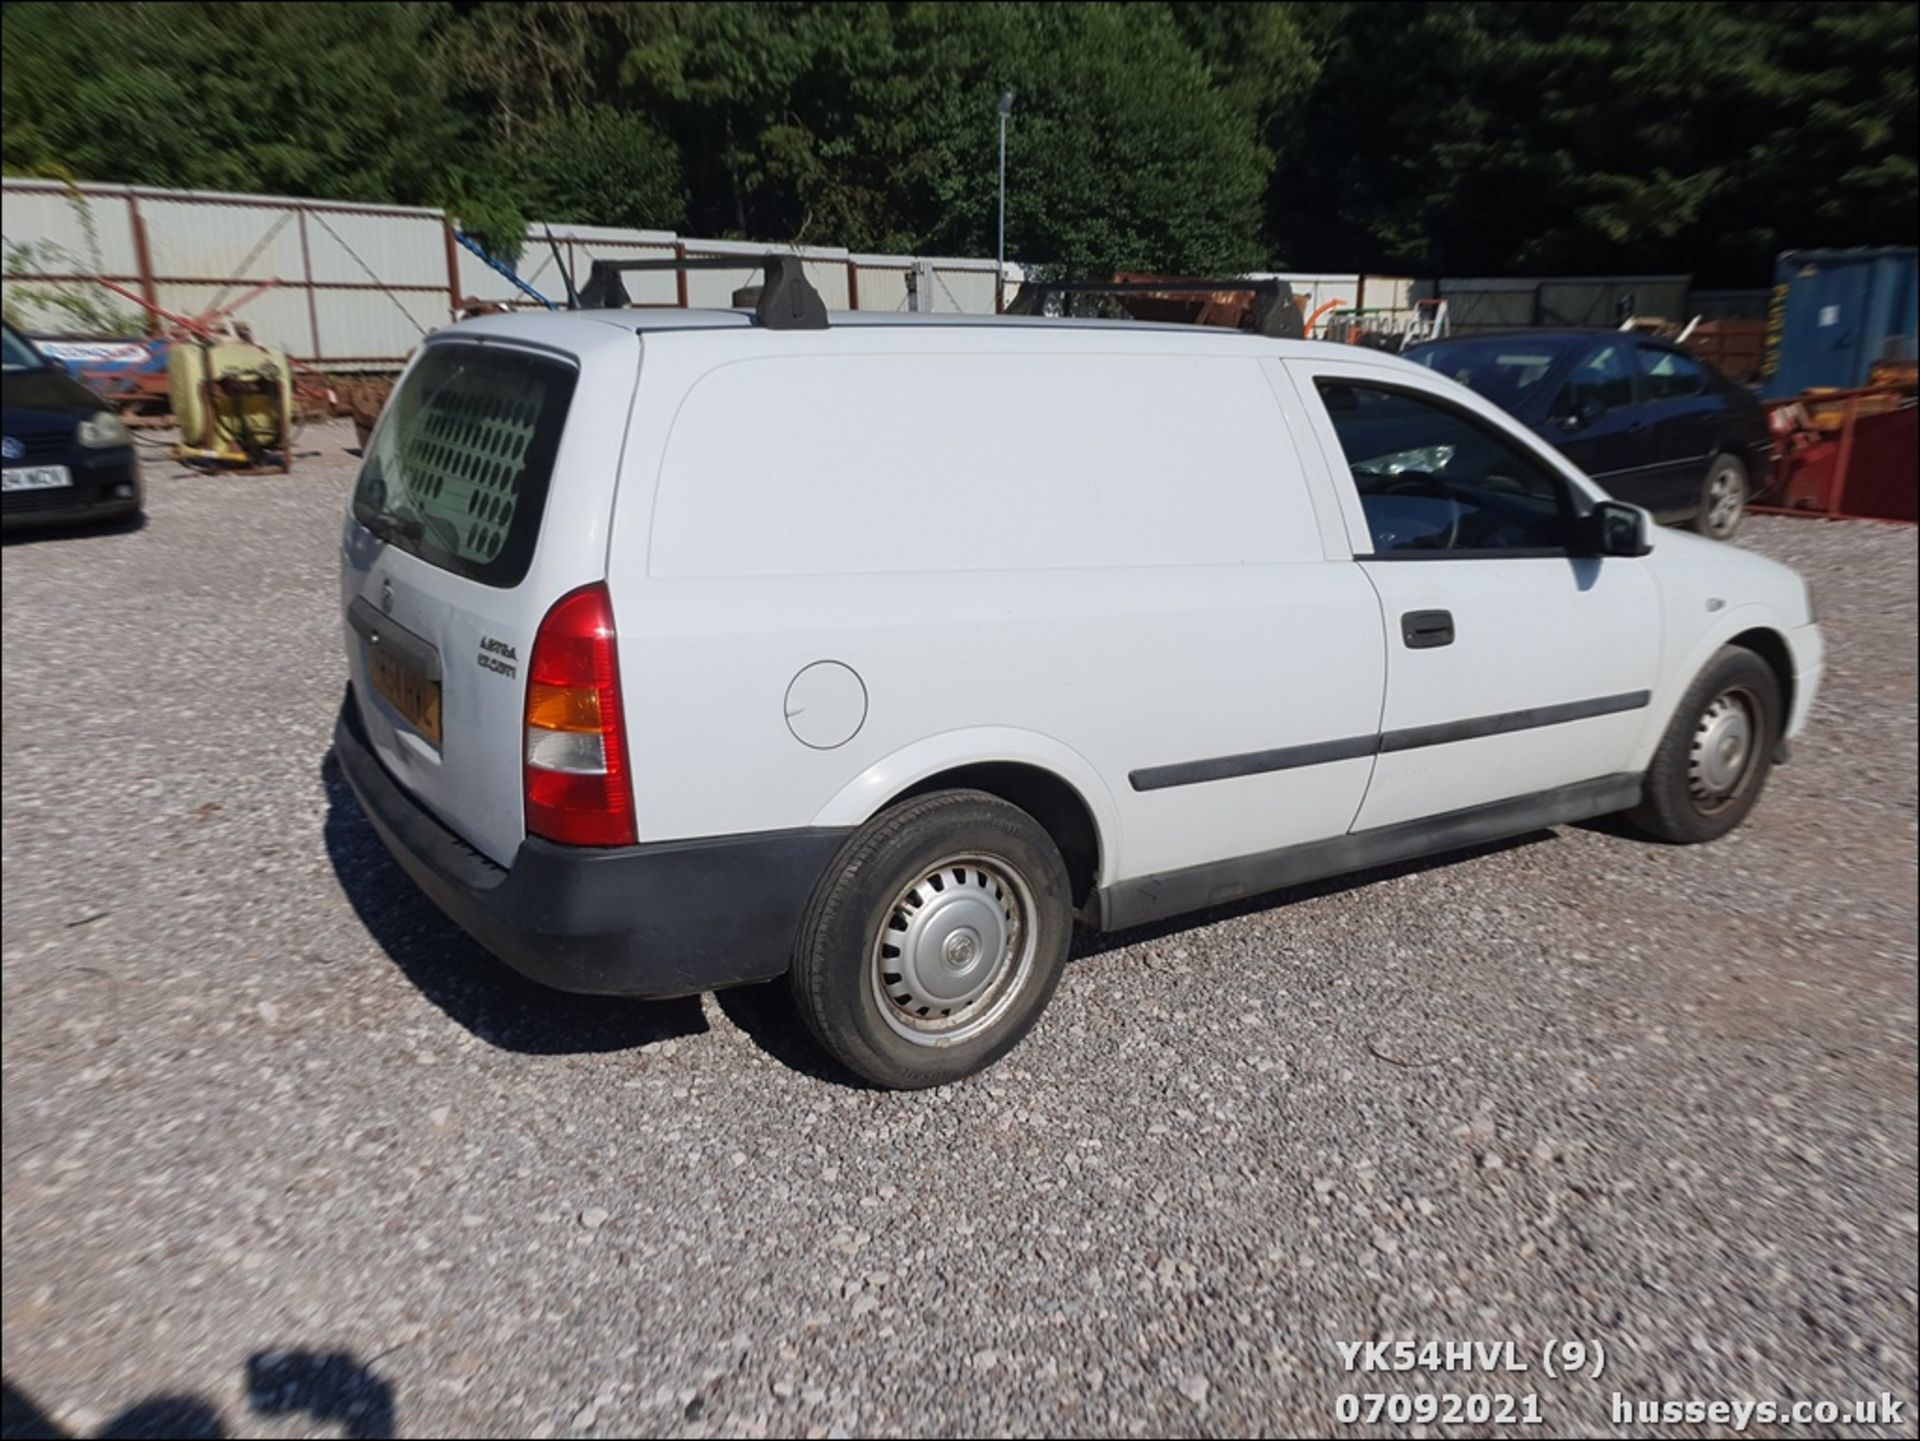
[{"xmin": 579, "ymin": 253, "xmax": 827, "ymax": 330}]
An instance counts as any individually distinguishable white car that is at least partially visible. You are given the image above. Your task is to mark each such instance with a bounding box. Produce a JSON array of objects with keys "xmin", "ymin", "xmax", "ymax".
[{"xmin": 334, "ymin": 263, "xmax": 1822, "ymax": 1089}]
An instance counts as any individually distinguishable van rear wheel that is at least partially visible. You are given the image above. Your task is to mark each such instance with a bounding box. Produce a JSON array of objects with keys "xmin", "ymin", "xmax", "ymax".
[{"xmin": 790, "ymin": 790, "xmax": 1073, "ymax": 1089}]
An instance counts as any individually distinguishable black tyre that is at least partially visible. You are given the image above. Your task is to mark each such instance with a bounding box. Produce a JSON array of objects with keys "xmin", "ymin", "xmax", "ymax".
[
  {"xmin": 1626, "ymin": 645, "xmax": 1781, "ymax": 844},
  {"xmin": 790, "ymin": 789, "xmax": 1074, "ymax": 1089},
  {"xmin": 1694, "ymin": 452, "xmax": 1749, "ymax": 540}
]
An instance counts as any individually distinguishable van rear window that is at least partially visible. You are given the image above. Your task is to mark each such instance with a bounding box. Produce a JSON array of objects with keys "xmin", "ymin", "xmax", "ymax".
[{"xmin": 352, "ymin": 343, "xmax": 577, "ymax": 587}]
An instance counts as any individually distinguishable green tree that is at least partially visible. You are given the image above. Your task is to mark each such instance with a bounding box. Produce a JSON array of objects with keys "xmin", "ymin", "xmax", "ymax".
[
  {"xmin": 860, "ymin": 3, "xmax": 1274, "ymax": 275},
  {"xmin": 614, "ymin": 2, "xmax": 1275, "ymax": 273},
  {"xmin": 526, "ymin": 105, "xmax": 688, "ymax": 232},
  {"xmin": 2, "ymin": 1, "xmax": 464, "ymax": 205},
  {"xmin": 4, "ymin": 1, "xmax": 1913, "ymax": 288},
  {"xmin": 427, "ymin": 2, "xmax": 668, "ymax": 258},
  {"xmin": 620, "ymin": 2, "xmax": 897, "ymax": 241},
  {"xmin": 1275, "ymin": 1, "xmax": 1918, "ymax": 282}
]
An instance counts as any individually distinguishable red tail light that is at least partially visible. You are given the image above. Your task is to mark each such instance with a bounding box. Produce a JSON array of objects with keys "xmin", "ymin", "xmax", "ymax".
[{"xmin": 523, "ymin": 583, "xmax": 636, "ymax": 846}]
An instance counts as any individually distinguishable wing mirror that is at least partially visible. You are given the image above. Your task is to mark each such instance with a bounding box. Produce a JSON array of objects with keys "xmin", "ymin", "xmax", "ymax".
[
  {"xmin": 1557, "ymin": 393, "xmax": 1605, "ymax": 431},
  {"xmin": 1580, "ymin": 500, "xmax": 1651, "ymax": 557}
]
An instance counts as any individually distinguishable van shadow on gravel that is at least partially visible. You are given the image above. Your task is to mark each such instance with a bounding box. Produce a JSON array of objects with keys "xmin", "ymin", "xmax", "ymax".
[
  {"xmin": 710, "ymin": 981, "xmax": 877, "ymax": 1090},
  {"xmin": 3, "ymin": 1347, "xmax": 394, "ymax": 1439},
  {"xmin": 320, "ymin": 742, "xmax": 1556, "ymax": 1073},
  {"xmin": 0, "ymin": 512, "xmax": 147, "ymax": 546},
  {"xmin": 321, "ymin": 754, "xmax": 706, "ymax": 1056}
]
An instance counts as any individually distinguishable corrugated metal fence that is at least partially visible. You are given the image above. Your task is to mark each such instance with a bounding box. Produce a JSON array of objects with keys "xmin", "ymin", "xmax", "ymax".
[
  {"xmin": 473, "ymin": 227, "xmax": 1000, "ymax": 316},
  {"xmin": 0, "ymin": 178, "xmax": 457, "ymax": 367},
  {"xmin": 1, "ymin": 178, "xmax": 1001, "ymax": 370},
  {"xmin": 1431, "ymin": 275, "xmax": 1693, "ymax": 333},
  {"xmin": 6, "ymin": 178, "xmax": 1748, "ymax": 369}
]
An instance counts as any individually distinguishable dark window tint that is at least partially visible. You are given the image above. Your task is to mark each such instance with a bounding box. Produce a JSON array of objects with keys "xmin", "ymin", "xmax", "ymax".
[
  {"xmin": 1316, "ymin": 381, "xmax": 1573, "ymax": 556},
  {"xmin": 1636, "ymin": 345, "xmax": 1705, "ymax": 401},
  {"xmin": 1551, "ymin": 340, "xmax": 1636, "ymax": 417},
  {"xmin": 352, "ymin": 344, "xmax": 578, "ymax": 588},
  {"xmin": 1407, "ymin": 337, "xmax": 1571, "ymax": 411},
  {"xmin": 2, "ymin": 325, "xmax": 46, "ymax": 372}
]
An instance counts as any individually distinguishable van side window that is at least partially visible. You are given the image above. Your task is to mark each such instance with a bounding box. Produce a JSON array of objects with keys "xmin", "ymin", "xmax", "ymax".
[
  {"xmin": 1636, "ymin": 345, "xmax": 1705, "ymax": 401},
  {"xmin": 1314, "ymin": 381, "xmax": 1574, "ymax": 557}
]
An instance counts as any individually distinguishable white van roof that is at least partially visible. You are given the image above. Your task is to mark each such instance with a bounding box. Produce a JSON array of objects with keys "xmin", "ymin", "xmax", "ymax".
[
  {"xmin": 445, "ymin": 307, "xmax": 1417, "ymax": 367},
  {"xmin": 468, "ymin": 307, "xmax": 1233, "ymax": 336}
]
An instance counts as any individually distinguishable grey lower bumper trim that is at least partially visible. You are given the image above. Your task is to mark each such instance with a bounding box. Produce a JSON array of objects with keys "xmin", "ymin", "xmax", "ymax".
[{"xmin": 1098, "ymin": 773, "xmax": 1642, "ymax": 932}]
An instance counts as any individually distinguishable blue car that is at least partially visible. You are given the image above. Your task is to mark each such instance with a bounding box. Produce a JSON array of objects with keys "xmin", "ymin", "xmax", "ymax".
[
  {"xmin": 2, "ymin": 322, "xmax": 142, "ymax": 531},
  {"xmin": 1404, "ymin": 329, "xmax": 1771, "ymax": 539}
]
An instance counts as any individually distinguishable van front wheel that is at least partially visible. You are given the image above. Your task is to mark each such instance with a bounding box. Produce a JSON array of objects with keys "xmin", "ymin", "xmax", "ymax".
[
  {"xmin": 1626, "ymin": 645, "xmax": 1781, "ymax": 844},
  {"xmin": 790, "ymin": 790, "xmax": 1074, "ymax": 1089}
]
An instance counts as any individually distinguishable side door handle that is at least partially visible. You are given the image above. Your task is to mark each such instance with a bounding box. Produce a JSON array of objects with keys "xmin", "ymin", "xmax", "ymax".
[{"xmin": 1401, "ymin": 609, "xmax": 1454, "ymax": 649}]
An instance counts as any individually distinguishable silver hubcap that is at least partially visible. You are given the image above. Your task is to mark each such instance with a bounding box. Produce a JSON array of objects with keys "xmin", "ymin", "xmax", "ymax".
[
  {"xmin": 871, "ymin": 853, "xmax": 1035, "ymax": 1046},
  {"xmin": 1706, "ymin": 464, "xmax": 1746, "ymax": 536},
  {"xmin": 1689, "ymin": 688, "xmax": 1757, "ymax": 810}
]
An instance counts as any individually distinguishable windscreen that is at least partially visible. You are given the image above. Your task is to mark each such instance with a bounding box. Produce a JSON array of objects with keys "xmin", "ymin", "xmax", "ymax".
[
  {"xmin": 351, "ymin": 343, "xmax": 578, "ymax": 588},
  {"xmin": 1409, "ymin": 337, "xmax": 1572, "ymax": 411},
  {"xmin": 2, "ymin": 326, "xmax": 46, "ymax": 372}
]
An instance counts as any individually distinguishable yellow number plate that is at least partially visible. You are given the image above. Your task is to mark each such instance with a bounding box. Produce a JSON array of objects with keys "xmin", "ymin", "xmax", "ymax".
[{"xmin": 369, "ymin": 645, "xmax": 442, "ymax": 745}]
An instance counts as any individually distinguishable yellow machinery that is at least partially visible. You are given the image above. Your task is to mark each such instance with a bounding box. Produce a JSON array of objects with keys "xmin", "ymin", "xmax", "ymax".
[{"xmin": 168, "ymin": 337, "xmax": 293, "ymax": 469}]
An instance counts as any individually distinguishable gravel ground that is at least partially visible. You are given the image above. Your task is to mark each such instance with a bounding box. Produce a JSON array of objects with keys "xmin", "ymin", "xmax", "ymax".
[{"xmin": 3, "ymin": 424, "xmax": 1915, "ymax": 1439}]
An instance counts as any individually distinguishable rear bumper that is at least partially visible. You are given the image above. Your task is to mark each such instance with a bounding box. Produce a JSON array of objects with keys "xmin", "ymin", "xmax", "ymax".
[
  {"xmin": 1, "ymin": 449, "xmax": 142, "ymax": 529},
  {"xmin": 333, "ymin": 692, "xmax": 849, "ymax": 997}
]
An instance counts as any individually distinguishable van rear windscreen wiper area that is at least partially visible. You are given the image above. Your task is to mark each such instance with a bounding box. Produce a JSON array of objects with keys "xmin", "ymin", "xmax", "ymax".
[
  {"xmin": 357, "ymin": 505, "xmax": 423, "ymax": 546},
  {"xmin": 345, "ymin": 344, "xmax": 579, "ymax": 589}
]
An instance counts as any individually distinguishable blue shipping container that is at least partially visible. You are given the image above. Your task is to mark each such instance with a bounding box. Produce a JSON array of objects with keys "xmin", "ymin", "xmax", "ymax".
[{"xmin": 1763, "ymin": 247, "xmax": 1918, "ymax": 398}]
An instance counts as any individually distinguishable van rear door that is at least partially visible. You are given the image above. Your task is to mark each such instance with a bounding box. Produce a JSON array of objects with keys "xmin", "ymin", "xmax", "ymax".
[{"xmin": 339, "ymin": 327, "xmax": 636, "ymax": 867}]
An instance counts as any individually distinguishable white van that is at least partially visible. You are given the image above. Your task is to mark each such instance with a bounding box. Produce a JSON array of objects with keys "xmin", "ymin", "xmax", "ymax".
[{"xmin": 335, "ymin": 262, "xmax": 1822, "ymax": 1089}]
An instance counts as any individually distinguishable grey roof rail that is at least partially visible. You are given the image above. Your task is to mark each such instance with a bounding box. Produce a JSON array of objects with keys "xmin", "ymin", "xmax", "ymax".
[{"xmin": 578, "ymin": 253, "xmax": 828, "ymax": 330}]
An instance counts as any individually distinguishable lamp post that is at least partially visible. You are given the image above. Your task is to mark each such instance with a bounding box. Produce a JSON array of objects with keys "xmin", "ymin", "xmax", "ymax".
[{"xmin": 996, "ymin": 90, "xmax": 1014, "ymax": 313}]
